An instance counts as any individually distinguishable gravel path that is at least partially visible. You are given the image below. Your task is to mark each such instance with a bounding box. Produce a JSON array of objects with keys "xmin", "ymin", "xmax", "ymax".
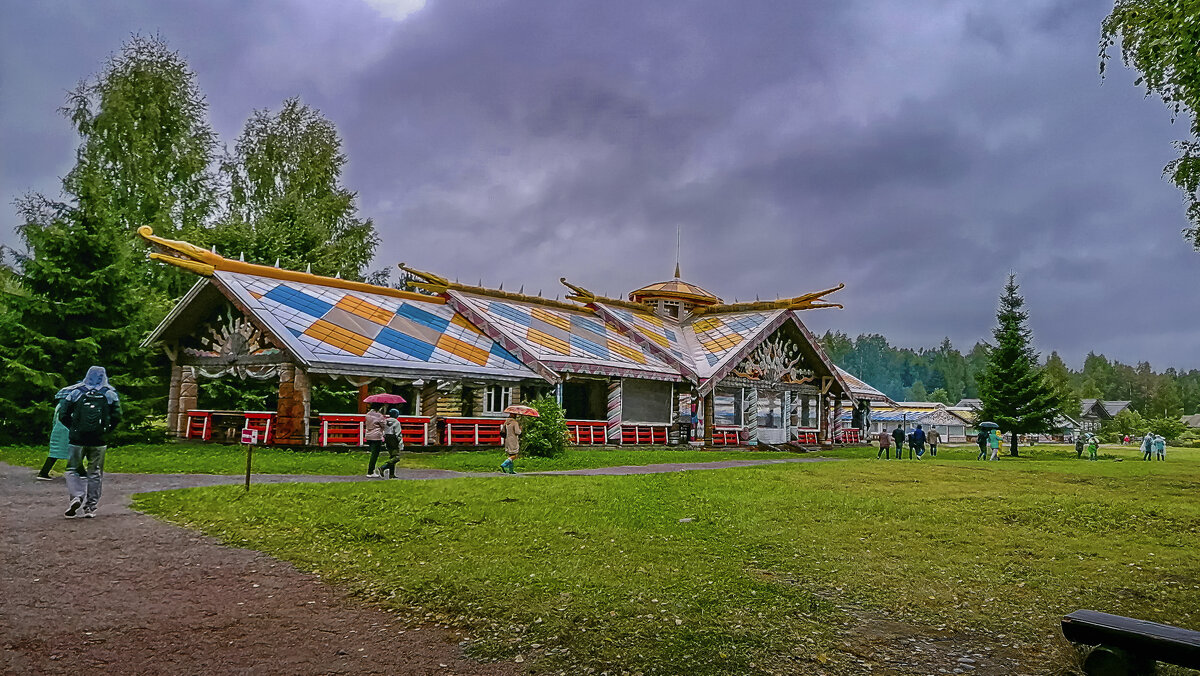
[{"xmin": 0, "ymin": 455, "xmax": 834, "ymax": 675}]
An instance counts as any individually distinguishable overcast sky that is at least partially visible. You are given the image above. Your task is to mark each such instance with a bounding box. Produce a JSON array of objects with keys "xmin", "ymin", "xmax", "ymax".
[{"xmin": 2, "ymin": 0, "xmax": 1197, "ymax": 371}]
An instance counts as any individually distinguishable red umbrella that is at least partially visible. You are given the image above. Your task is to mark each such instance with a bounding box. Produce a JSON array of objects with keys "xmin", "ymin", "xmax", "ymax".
[
  {"xmin": 503, "ymin": 404, "xmax": 539, "ymax": 417},
  {"xmin": 363, "ymin": 393, "xmax": 407, "ymax": 404}
]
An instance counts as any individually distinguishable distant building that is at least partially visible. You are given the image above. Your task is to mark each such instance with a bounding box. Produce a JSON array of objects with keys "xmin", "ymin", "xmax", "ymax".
[
  {"xmin": 1182, "ymin": 413, "xmax": 1200, "ymax": 431},
  {"xmin": 1078, "ymin": 399, "xmax": 1132, "ymax": 433},
  {"xmin": 849, "ymin": 401, "xmax": 974, "ymax": 443}
]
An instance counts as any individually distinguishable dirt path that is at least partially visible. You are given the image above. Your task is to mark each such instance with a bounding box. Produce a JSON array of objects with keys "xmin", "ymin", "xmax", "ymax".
[{"xmin": 0, "ymin": 463, "xmax": 518, "ymax": 676}]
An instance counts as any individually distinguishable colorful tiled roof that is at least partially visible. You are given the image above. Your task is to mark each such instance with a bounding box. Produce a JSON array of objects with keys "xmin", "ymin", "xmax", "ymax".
[
  {"xmin": 595, "ymin": 303, "xmax": 782, "ymax": 379},
  {"xmin": 689, "ymin": 311, "xmax": 776, "ymax": 370},
  {"xmin": 216, "ymin": 271, "xmax": 534, "ymax": 379},
  {"xmin": 449, "ymin": 291, "xmax": 680, "ymax": 380}
]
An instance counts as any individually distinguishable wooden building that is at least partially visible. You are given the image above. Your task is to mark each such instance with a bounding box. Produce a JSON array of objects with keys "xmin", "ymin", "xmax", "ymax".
[
  {"xmin": 139, "ymin": 227, "xmax": 862, "ymax": 447},
  {"xmin": 1078, "ymin": 399, "xmax": 1132, "ymax": 433}
]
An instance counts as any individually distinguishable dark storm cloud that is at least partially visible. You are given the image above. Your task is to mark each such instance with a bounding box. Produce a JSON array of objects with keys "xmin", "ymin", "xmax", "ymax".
[{"xmin": 2, "ymin": 0, "xmax": 1197, "ymax": 369}]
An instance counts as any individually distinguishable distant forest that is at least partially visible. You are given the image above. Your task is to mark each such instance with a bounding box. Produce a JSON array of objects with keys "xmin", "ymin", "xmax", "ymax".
[{"xmin": 819, "ymin": 332, "xmax": 1200, "ymax": 417}]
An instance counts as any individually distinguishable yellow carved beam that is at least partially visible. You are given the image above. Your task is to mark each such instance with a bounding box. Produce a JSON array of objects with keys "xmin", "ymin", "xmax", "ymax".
[
  {"xmin": 692, "ymin": 284, "xmax": 845, "ymax": 316},
  {"xmin": 138, "ymin": 226, "xmax": 441, "ymax": 303},
  {"xmin": 559, "ymin": 278, "xmax": 651, "ymax": 313}
]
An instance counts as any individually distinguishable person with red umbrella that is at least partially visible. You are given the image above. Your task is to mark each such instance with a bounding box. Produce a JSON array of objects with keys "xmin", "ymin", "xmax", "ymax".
[
  {"xmin": 362, "ymin": 393, "xmax": 405, "ymax": 478},
  {"xmin": 364, "ymin": 403, "xmax": 387, "ymax": 478},
  {"xmin": 499, "ymin": 405, "xmax": 538, "ymax": 474}
]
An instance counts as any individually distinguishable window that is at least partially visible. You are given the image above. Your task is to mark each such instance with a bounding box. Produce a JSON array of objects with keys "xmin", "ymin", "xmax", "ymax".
[
  {"xmin": 758, "ymin": 391, "xmax": 782, "ymax": 429},
  {"xmin": 713, "ymin": 387, "xmax": 743, "ymax": 426},
  {"xmin": 662, "ymin": 301, "xmax": 681, "ymax": 319},
  {"xmin": 484, "ymin": 386, "xmax": 511, "ymax": 414},
  {"xmin": 621, "ymin": 379, "xmax": 672, "ymax": 423}
]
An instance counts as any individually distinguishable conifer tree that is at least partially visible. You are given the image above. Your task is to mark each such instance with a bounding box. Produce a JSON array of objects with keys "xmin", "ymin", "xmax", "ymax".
[
  {"xmin": 977, "ymin": 274, "xmax": 1060, "ymax": 456},
  {"xmin": 0, "ymin": 195, "xmax": 160, "ymax": 442}
]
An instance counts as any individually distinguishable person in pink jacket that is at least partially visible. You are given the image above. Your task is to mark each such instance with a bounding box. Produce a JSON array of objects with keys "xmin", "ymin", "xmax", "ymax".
[{"xmin": 364, "ymin": 403, "xmax": 388, "ymax": 478}]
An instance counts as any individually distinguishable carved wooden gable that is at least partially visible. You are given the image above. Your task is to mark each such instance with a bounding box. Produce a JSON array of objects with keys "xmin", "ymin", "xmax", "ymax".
[{"xmin": 730, "ymin": 333, "xmax": 815, "ymax": 387}]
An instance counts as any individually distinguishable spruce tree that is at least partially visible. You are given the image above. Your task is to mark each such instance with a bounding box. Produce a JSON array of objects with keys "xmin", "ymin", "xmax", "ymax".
[
  {"xmin": 977, "ymin": 274, "xmax": 1061, "ymax": 456},
  {"xmin": 0, "ymin": 195, "xmax": 160, "ymax": 442}
]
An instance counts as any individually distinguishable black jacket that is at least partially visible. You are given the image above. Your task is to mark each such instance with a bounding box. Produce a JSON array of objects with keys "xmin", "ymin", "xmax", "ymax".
[{"xmin": 58, "ymin": 389, "xmax": 123, "ymax": 446}]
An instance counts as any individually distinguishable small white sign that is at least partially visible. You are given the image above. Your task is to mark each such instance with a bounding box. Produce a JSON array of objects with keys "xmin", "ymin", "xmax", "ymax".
[{"xmin": 241, "ymin": 428, "xmax": 259, "ymax": 445}]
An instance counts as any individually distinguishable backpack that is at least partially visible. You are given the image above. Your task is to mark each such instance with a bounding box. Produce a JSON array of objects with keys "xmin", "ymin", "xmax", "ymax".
[{"xmin": 71, "ymin": 390, "xmax": 110, "ymax": 436}]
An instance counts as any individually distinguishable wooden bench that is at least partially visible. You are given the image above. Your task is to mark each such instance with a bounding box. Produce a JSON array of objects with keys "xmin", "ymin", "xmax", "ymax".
[{"xmin": 1062, "ymin": 609, "xmax": 1200, "ymax": 675}]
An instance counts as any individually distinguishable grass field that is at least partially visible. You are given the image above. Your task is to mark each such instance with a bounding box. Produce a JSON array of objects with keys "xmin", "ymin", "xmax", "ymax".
[
  {"xmin": 130, "ymin": 444, "xmax": 1200, "ymax": 674},
  {"xmin": 0, "ymin": 441, "xmax": 797, "ymax": 475}
]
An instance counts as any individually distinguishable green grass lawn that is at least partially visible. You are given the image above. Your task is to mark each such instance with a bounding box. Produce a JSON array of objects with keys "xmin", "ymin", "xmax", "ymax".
[
  {"xmin": 0, "ymin": 442, "xmax": 797, "ymax": 475},
  {"xmin": 132, "ymin": 444, "xmax": 1200, "ymax": 674}
]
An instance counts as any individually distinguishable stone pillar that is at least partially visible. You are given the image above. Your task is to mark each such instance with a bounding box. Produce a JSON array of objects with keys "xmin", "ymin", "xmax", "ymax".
[
  {"xmin": 744, "ymin": 387, "xmax": 758, "ymax": 445},
  {"xmin": 178, "ymin": 366, "xmax": 198, "ymax": 438},
  {"xmin": 167, "ymin": 363, "xmax": 183, "ymax": 437},
  {"xmin": 606, "ymin": 379, "xmax": 622, "ymax": 444},
  {"xmin": 276, "ymin": 364, "xmax": 310, "ymax": 446}
]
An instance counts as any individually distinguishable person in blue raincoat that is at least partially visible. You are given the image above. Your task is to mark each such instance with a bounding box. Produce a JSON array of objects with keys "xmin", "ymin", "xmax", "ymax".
[{"xmin": 36, "ymin": 388, "xmax": 74, "ymax": 480}]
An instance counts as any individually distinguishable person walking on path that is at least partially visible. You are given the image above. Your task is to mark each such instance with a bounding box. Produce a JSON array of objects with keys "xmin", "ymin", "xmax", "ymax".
[
  {"xmin": 926, "ymin": 427, "xmax": 940, "ymax": 457},
  {"xmin": 1154, "ymin": 435, "xmax": 1166, "ymax": 460},
  {"xmin": 911, "ymin": 424, "xmax": 927, "ymax": 459},
  {"xmin": 891, "ymin": 426, "xmax": 905, "ymax": 459},
  {"xmin": 1087, "ymin": 436, "xmax": 1099, "ymax": 461},
  {"xmin": 377, "ymin": 408, "xmax": 405, "ymax": 478},
  {"xmin": 364, "ymin": 403, "xmax": 388, "ymax": 477},
  {"xmin": 1075, "ymin": 435, "xmax": 1085, "ymax": 458},
  {"xmin": 58, "ymin": 366, "xmax": 122, "ymax": 518},
  {"xmin": 500, "ymin": 413, "xmax": 523, "ymax": 474},
  {"xmin": 877, "ymin": 429, "xmax": 891, "ymax": 459},
  {"xmin": 1123, "ymin": 434, "xmax": 1131, "ymax": 446},
  {"xmin": 1141, "ymin": 432, "xmax": 1155, "ymax": 461},
  {"xmin": 37, "ymin": 388, "xmax": 74, "ymax": 480},
  {"xmin": 988, "ymin": 429, "xmax": 1001, "ymax": 461},
  {"xmin": 976, "ymin": 429, "xmax": 989, "ymax": 460}
]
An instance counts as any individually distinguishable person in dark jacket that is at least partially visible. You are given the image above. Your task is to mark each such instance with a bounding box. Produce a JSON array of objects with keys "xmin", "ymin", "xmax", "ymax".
[
  {"xmin": 976, "ymin": 429, "xmax": 989, "ymax": 460},
  {"xmin": 58, "ymin": 366, "xmax": 122, "ymax": 518},
  {"xmin": 911, "ymin": 424, "xmax": 926, "ymax": 459},
  {"xmin": 891, "ymin": 426, "xmax": 905, "ymax": 458}
]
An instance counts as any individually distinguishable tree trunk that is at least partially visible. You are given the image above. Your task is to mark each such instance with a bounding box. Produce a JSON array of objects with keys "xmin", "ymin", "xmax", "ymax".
[{"xmin": 1009, "ymin": 434, "xmax": 1019, "ymax": 457}]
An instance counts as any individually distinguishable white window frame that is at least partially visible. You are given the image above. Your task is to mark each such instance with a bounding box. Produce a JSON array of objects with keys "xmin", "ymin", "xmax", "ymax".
[{"xmin": 485, "ymin": 385, "xmax": 512, "ymax": 414}]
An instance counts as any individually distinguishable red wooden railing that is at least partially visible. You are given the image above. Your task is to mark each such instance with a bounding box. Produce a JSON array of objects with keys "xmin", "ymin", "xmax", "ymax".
[
  {"xmin": 712, "ymin": 426, "xmax": 741, "ymax": 446},
  {"xmin": 621, "ymin": 423, "xmax": 670, "ymax": 445},
  {"xmin": 794, "ymin": 428, "xmax": 820, "ymax": 445},
  {"xmin": 318, "ymin": 413, "xmax": 431, "ymax": 446},
  {"xmin": 242, "ymin": 412, "xmax": 276, "ymax": 445},
  {"xmin": 566, "ymin": 420, "xmax": 607, "ymax": 445},
  {"xmin": 443, "ymin": 417, "xmax": 504, "ymax": 446},
  {"xmin": 319, "ymin": 414, "xmax": 364, "ymax": 446},
  {"xmin": 185, "ymin": 410, "xmax": 212, "ymax": 441},
  {"xmin": 835, "ymin": 428, "xmax": 861, "ymax": 444},
  {"xmin": 396, "ymin": 417, "xmax": 430, "ymax": 446}
]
